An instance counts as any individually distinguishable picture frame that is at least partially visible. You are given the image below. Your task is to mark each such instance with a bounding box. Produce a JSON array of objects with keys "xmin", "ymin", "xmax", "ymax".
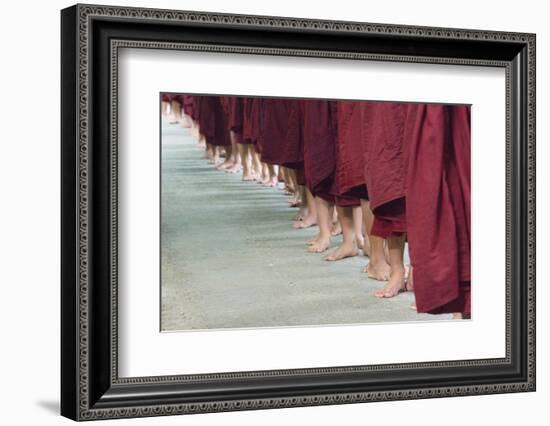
[{"xmin": 60, "ymin": 3, "xmax": 536, "ymax": 421}]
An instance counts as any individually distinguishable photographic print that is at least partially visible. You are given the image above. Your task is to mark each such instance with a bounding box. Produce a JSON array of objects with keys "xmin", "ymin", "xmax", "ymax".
[
  {"xmin": 160, "ymin": 94, "xmax": 471, "ymax": 331},
  {"xmin": 61, "ymin": 5, "xmax": 535, "ymax": 419}
]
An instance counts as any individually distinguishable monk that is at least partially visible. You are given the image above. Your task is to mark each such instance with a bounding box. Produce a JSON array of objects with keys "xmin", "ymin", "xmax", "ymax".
[
  {"xmin": 180, "ymin": 95, "xmax": 194, "ymax": 128},
  {"xmin": 360, "ymin": 102, "xmax": 409, "ymax": 296},
  {"xmin": 301, "ymin": 99, "xmax": 338, "ymax": 253},
  {"xmin": 169, "ymin": 95, "xmax": 182, "ymax": 124},
  {"xmin": 216, "ymin": 97, "xmax": 239, "ymax": 172},
  {"xmin": 323, "ymin": 100, "xmax": 368, "ymax": 261},
  {"xmin": 292, "ymin": 165, "xmax": 318, "ymax": 229},
  {"xmin": 405, "ymin": 103, "xmax": 471, "ymax": 317},
  {"xmin": 184, "ymin": 95, "xmax": 202, "ymax": 141},
  {"xmin": 228, "ymin": 96, "xmax": 248, "ymax": 176},
  {"xmin": 242, "ymin": 97, "xmax": 264, "ymax": 179},
  {"xmin": 161, "ymin": 93, "xmax": 172, "ymax": 118},
  {"xmin": 196, "ymin": 96, "xmax": 231, "ymax": 163},
  {"xmin": 330, "ymin": 100, "xmax": 390, "ymax": 280},
  {"xmin": 258, "ymin": 98, "xmax": 304, "ymax": 193}
]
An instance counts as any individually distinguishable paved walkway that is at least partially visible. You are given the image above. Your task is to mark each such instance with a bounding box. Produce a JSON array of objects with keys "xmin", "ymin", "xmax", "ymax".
[{"xmin": 161, "ymin": 120, "xmax": 449, "ymax": 331}]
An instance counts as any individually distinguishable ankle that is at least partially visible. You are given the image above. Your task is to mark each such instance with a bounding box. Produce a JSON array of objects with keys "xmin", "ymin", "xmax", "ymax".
[
  {"xmin": 369, "ymin": 254, "xmax": 387, "ymax": 266},
  {"xmin": 390, "ymin": 264, "xmax": 406, "ymax": 278}
]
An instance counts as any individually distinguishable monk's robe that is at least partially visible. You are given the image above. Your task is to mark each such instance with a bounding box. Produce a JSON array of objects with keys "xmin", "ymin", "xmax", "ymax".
[
  {"xmin": 227, "ymin": 97, "xmax": 245, "ymax": 137},
  {"xmin": 332, "ymin": 101, "xmax": 368, "ymax": 207},
  {"xmin": 295, "ymin": 165, "xmax": 306, "ymax": 186},
  {"xmin": 243, "ymin": 97, "xmax": 262, "ymax": 151},
  {"xmin": 174, "ymin": 95, "xmax": 184, "ymax": 105},
  {"xmin": 258, "ymin": 99, "xmax": 303, "ymax": 168},
  {"xmin": 301, "ymin": 99, "xmax": 337, "ymax": 200},
  {"xmin": 242, "ymin": 97, "xmax": 255, "ymax": 143},
  {"xmin": 360, "ymin": 102, "xmax": 409, "ymax": 237},
  {"xmin": 182, "ymin": 95, "xmax": 194, "ymax": 118},
  {"xmin": 192, "ymin": 95, "xmax": 201, "ymax": 117},
  {"xmin": 219, "ymin": 96, "xmax": 231, "ymax": 122},
  {"xmin": 196, "ymin": 96, "xmax": 231, "ymax": 146},
  {"xmin": 195, "ymin": 96, "xmax": 210, "ymax": 138},
  {"xmin": 405, "ymin": 104, "xmax": 471, "ymax": 315}
]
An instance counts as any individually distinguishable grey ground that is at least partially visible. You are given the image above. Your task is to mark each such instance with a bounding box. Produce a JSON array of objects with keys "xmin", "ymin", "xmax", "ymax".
[{"xmin": 161, "ymin": 120, "xmax": 449, "ymax": 331}]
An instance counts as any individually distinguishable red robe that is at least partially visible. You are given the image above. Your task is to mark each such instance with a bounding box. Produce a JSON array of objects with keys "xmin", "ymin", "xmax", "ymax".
[
  {"xmin": 220, "ymin": 96, "xmax": 231, "ymax": 123},
  {"xmin": 301, "ymin": 99, "xmax": 337, "ymax": 200},
  {"xmin": 228, "ymin": 97, "xmax": 245, "ymax": 136},
  {"xmin": 242, "ymin": 97, "xmax": 254, "ymax": 142},
  {"xmin": 258, "ymin": 99, "xmax": 303, "ymax": 168},
  {"xmin": 405, "ymin": 104, "xmax": 471, "ymax": 315},
  {"xmin": 188, "ymin": 95, "xmax": 199, "ymax": 121},
  {"xmin": 182, "ymin": 95, "xmax": 194, "ymax": 118},
  {"xmin": 196, "ymin": 96, "xmax": 231, "ymax": 146},
  {"xmin": 333, "ymin": 101, "xmax": 367, "ymax": 206},
  {"xmin": 243, "ymin": 97, "xmax": 262, "ymax": 150},
  {"xmin": 360, "ymin": 102, "xmax": 409, "ymax": 236}
]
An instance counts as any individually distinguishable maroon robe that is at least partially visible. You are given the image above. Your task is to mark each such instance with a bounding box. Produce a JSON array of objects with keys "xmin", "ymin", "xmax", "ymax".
[
  {"xmin": 182, "ymin": 95, "xmax": 194, "ymax": 117},
  {"xmin": 192, "ymin": 95, "xmax": 202, "ymax": 121},
  {"xmin": 161, "ymin": 93, "xmax": 172, "ymax": 103},
  {"xmin": 301, "ymin": 99, "xmax": 337, "ymax": 200},
  {"xmin": 295, "ymin": 165, "xmax": 306, "ymax": 186},
  {"xmin": 242, "ymin": 98, "xmax": 255, "ymax": 143},
  {"xmin": 360, "ymin": 102, "xmax": 409, "ymax": 236},
  {"xmin": 220, "ymin": 96, "xmax": 231, "ymax": 122},
  {"xmin": 243, "ymin": 97, "xmax": 262, "ymax": 150},
  {"xmin": 257, "ymin": 99, "xmax": 303, "ymax": 168},
  {"xmin": 405, "ymin": 104, "xmax": 471, "ymax": 315},
  {"xmin": 361, "ymin": 101, "xmax": 471, "ymax": 314},
  {"xmin": 333, "ymin": 101, "xmax": 367, "ymax": 207},
  {"xmin": 196, "ymin": 96, "xmax": 231, "ymax": 146},
  {"xmin": 228, "ymin": 97, "xmax": 245, "ymax": 136}
]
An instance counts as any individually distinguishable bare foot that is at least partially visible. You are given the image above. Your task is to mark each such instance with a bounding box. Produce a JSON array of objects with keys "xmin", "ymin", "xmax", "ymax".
[
  {"xmin": 324, "ymin": 242, "xmax": 358, "ymax": 261},
  {"xmin": 293, "ymin": 208, "xmax": 307, "ymax": 221},
  {"xmin": 363, "ymin": 260, "xmax": 391, "ymax": 281},
  {"xmin": 307, "ymin": 233, "xmax": 320, "ymax": 246},
  {"xmin": 373, "ymin": 267, "xmax": 406, "ymax": 298},
  {"xmin": 293, "ymin": 214, "xmax": 317, "ymax": 229},
  {"xmin": 216, "ymin": 160, "xmax": 234, "ymax": 171},
  {"xmin": 287, "ymin": 196, "xmax": 301, "ymax": 207},
  {"xmin": 331, "ymin": 221, "xmax": 342, "ymax": 236},
  {"xmin": 242, "ymin": 171, "xmax": 255, "ymax": 181},
  {"xmin": 226, "ymin": 164, "xmax": 242, "ymax": 174},
  {"xmin": 308, "ymin": 237, "xmax": 331, "ymax": 253},
  {"xmin": 263, "ymin": 177, "xmax": 278, "ymax": 188}
]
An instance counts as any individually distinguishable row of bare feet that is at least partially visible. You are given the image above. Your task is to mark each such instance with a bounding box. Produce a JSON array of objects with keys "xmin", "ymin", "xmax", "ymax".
[
  {"xmin": 164, "ymin": 114, "xmax": 465, "ymax": 319},
  {"xmin": 193, "ymin": 131, "xmax": 464, "ymax": 318},
  {"xmin": 208, "ymin": 151, "xmax": 414, "ymax": 303},
  {"xmin": 305, "ymin": 231, "xmax": 412, "ymax": 298}
]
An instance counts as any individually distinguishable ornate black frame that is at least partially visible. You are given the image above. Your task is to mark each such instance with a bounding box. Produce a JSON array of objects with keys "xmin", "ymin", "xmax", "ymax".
[{"xmin": 61, "ymin": 3, "xmax": 536, "ymax": 421}]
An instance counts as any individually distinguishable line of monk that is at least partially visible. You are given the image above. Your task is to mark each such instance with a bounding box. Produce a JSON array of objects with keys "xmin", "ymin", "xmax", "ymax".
[{"xmin": 161, "ymin": 93, "xmax": 471, "ymax": 319}]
